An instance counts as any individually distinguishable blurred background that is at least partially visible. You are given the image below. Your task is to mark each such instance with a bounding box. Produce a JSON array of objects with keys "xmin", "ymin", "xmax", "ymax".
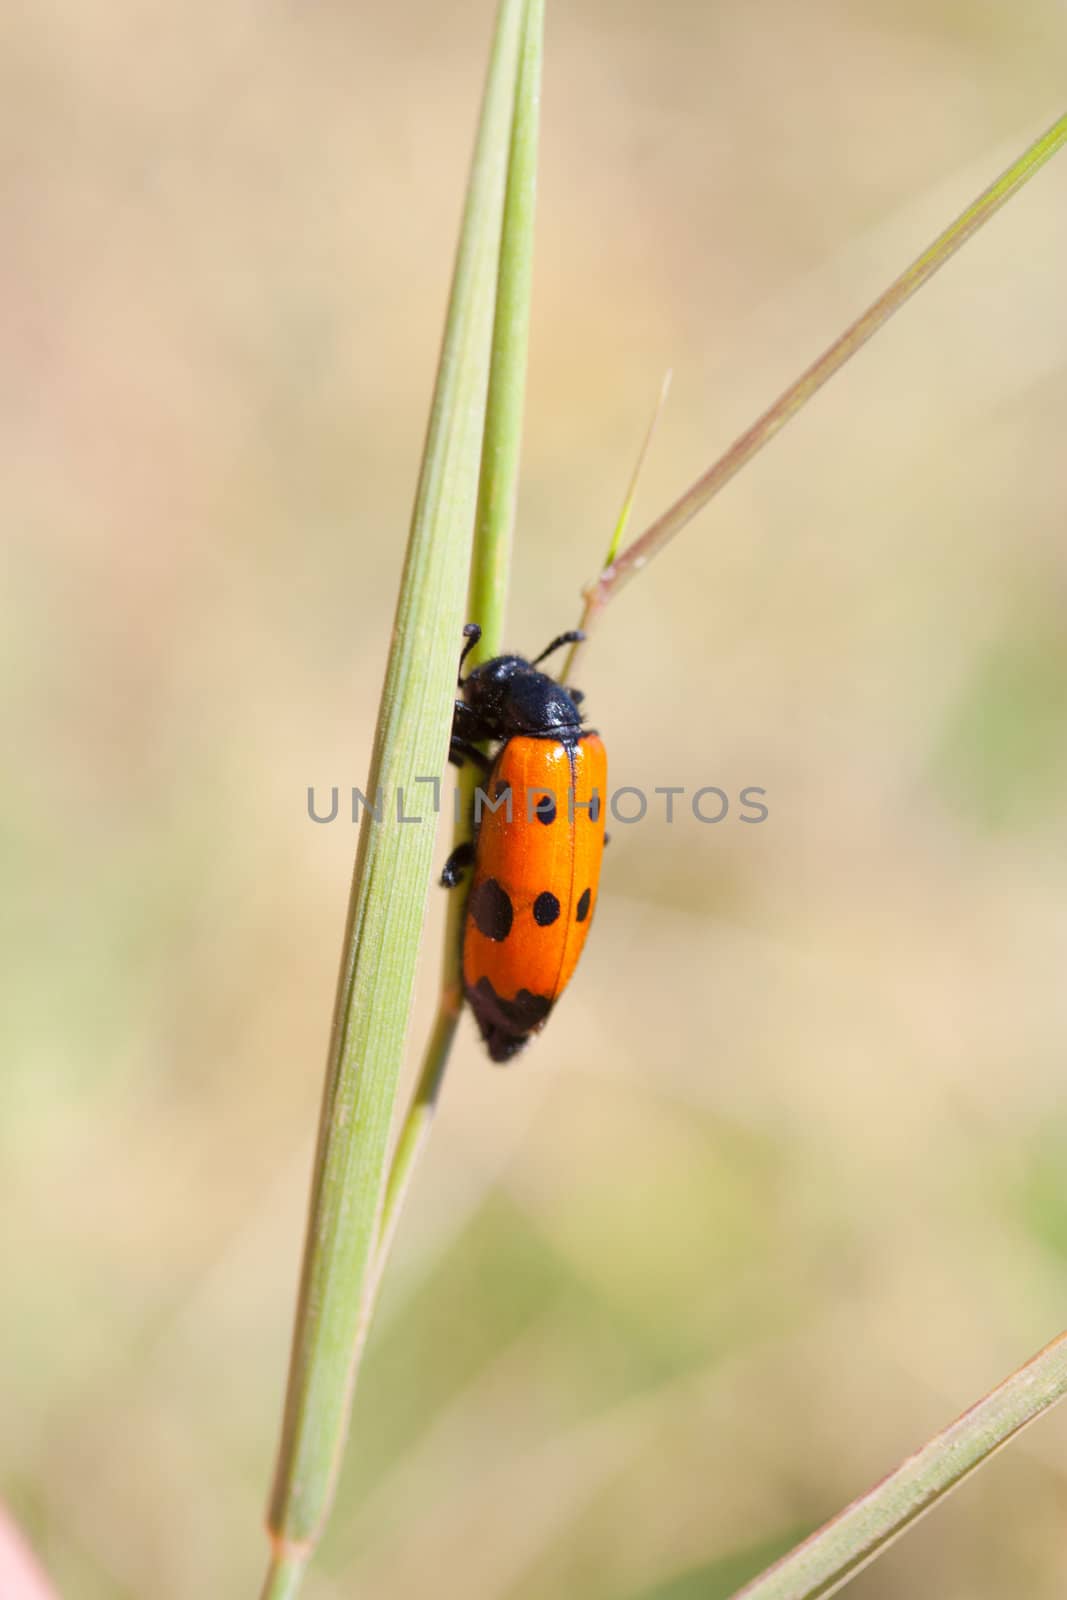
[{"xmin": 4, "ymin": 2, "xmax": 1067, "ymax": 1596}]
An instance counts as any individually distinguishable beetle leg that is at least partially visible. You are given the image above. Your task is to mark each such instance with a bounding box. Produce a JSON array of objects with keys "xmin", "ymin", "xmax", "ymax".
[
  {"xmin": 452, "ymin": 698, "xmax": 491, "ymax": 736},
  {"xmin": 440, "ymin": 840, "xmax": 476, "ymax": 888},
  {"xmin": 449, "ymin": 736, "xmax": 491, "ymax": 772}
]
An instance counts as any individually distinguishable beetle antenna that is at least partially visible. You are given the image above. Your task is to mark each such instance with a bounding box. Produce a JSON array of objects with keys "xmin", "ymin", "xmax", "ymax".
[
  {"xmin": 457, "ymin": 622, "xmax": 482, "ymax": 685},
  {"xmin": 531, "ymin": 629, "xmax": 586, "ymax": 667}
]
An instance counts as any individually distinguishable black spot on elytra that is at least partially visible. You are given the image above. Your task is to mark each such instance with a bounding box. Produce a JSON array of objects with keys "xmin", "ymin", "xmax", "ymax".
[
  {"xmin": 466, "ymin": 975, "xmax": 553, "ymax": 1062},
  {"xmin": 576, "ymin": 888, "xmax": 592, "ymax": 923},
  {"xmin": 589, "ymin": 793, "xmax": 601, "ymax": 822},
  {"xmin": 533, "ymin": 891, "xmax": 560, "ymax": 926},
  {"xmin": 469, "ymin": 877, "xmax": 513, "ymax": 941},
  {"xmin": 494, "ymin": 777, "xmax": 511, "ymax": 801},
  {"xmin": 534, "ymin": 793, "xmax": 556, "ymax": 826}
]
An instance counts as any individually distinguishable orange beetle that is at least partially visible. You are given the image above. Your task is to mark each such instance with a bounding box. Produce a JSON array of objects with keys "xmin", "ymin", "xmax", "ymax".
[{"xmin": 442, "ymin": 624, "xmax": 607, "ymax": 1062}]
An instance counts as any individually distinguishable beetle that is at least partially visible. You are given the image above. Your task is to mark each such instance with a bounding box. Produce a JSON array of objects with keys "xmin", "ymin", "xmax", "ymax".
[{"xmin": 442, "ymin": 622, "xmax": 608, "ymax": 1062}]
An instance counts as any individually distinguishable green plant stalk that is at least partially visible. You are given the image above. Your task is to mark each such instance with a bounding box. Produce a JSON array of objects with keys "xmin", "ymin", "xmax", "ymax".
[
  {"xmin": 468, "ymin": 0, "xmax": 543, "ymax": 657},
  {"xmin": 261, "ymin": 1, "xmax": 527, "ymax": 1591},
  {"xmin": 564, "ymin": 110, "xmax": 1067, "ymax": 680},
  {"xmin": 259, "ymin": 1551, "xmax": 303, "ymax": 1600},
  {"xmin": 372, "ymin": 0, "xmax": 544, "ymax": 1289},
  {"xmin": 602, "ymin": 368, "xmax": 672, "ymax": 569},
  {"xmin": 730, "ymin": 1330, "xmax": 1067, "ymax": 1600}
]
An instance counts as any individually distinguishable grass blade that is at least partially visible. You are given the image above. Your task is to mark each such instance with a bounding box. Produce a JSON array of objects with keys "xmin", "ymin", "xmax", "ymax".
[
  {"xmin": 467, "ymin": 0, "xmax": 543, "ymax": 660},
  {"xmin": 260, "ymin": 1, "xmax": 528, "ymax": 1590},
  {"xmin": 574, "ymin": 111, "xmax": 1067, "ymax": 649},
  {"xmin": 373, "ymin": 0, "xmax": 544, "ymax": 1287},
  {"xmin": 603, "ymin": 368, "xmax": 672, "ymax": 570},
  {"xmin": 730, "ymin": 1330, "xmax": 1067, "ymax": 1600}
]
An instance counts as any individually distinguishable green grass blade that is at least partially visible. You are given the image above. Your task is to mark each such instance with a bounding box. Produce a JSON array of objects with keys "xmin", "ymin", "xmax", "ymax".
[
  {"xmin": 261, "ymin": 0, "xmax": 528, "ymax": 1585},
  {"xmin": 603, "ymin": 368, "xmax": 672, "ymax": 569},
  {"xmin": 729, "ymin": 1331, "xmax": 1067, "ymax": 1600},
  {"xmin": 580, "ymin": 111, "xmax": 1067, "ymax": 630},
  {"xmin": 373, "ymin": 0, "xmax": 544, "ymax": 1288},
  {"xmin": 467, "ymin": 0, "xmax": 544, "ymax": 665}
]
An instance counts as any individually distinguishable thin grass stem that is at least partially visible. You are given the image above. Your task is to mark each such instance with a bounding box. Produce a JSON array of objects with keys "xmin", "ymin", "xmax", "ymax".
[
  {"xmin": 260, "ymin": 2, "xmax": 528, "ymax": 1588},
  {"xmin": 567, "ymin": 111, "xmax": 1067, "ymax": 672},
  {"xmin": 729, "ymin": 1330, "xmax": 1067, "ymax": 1600},
  {"xmin": 366, "ymin": 0, "xmax": 544, "ymax": 1300},
  {"xmin": 260, "ymin": 1547, "xmax": 307, "ymax": 1600}
]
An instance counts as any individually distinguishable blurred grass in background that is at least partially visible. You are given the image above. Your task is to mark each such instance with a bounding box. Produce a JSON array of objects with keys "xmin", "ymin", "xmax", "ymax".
[{"xmin": 3, "ymin": 3, "xmax": 1067, "ymax": 1597}]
